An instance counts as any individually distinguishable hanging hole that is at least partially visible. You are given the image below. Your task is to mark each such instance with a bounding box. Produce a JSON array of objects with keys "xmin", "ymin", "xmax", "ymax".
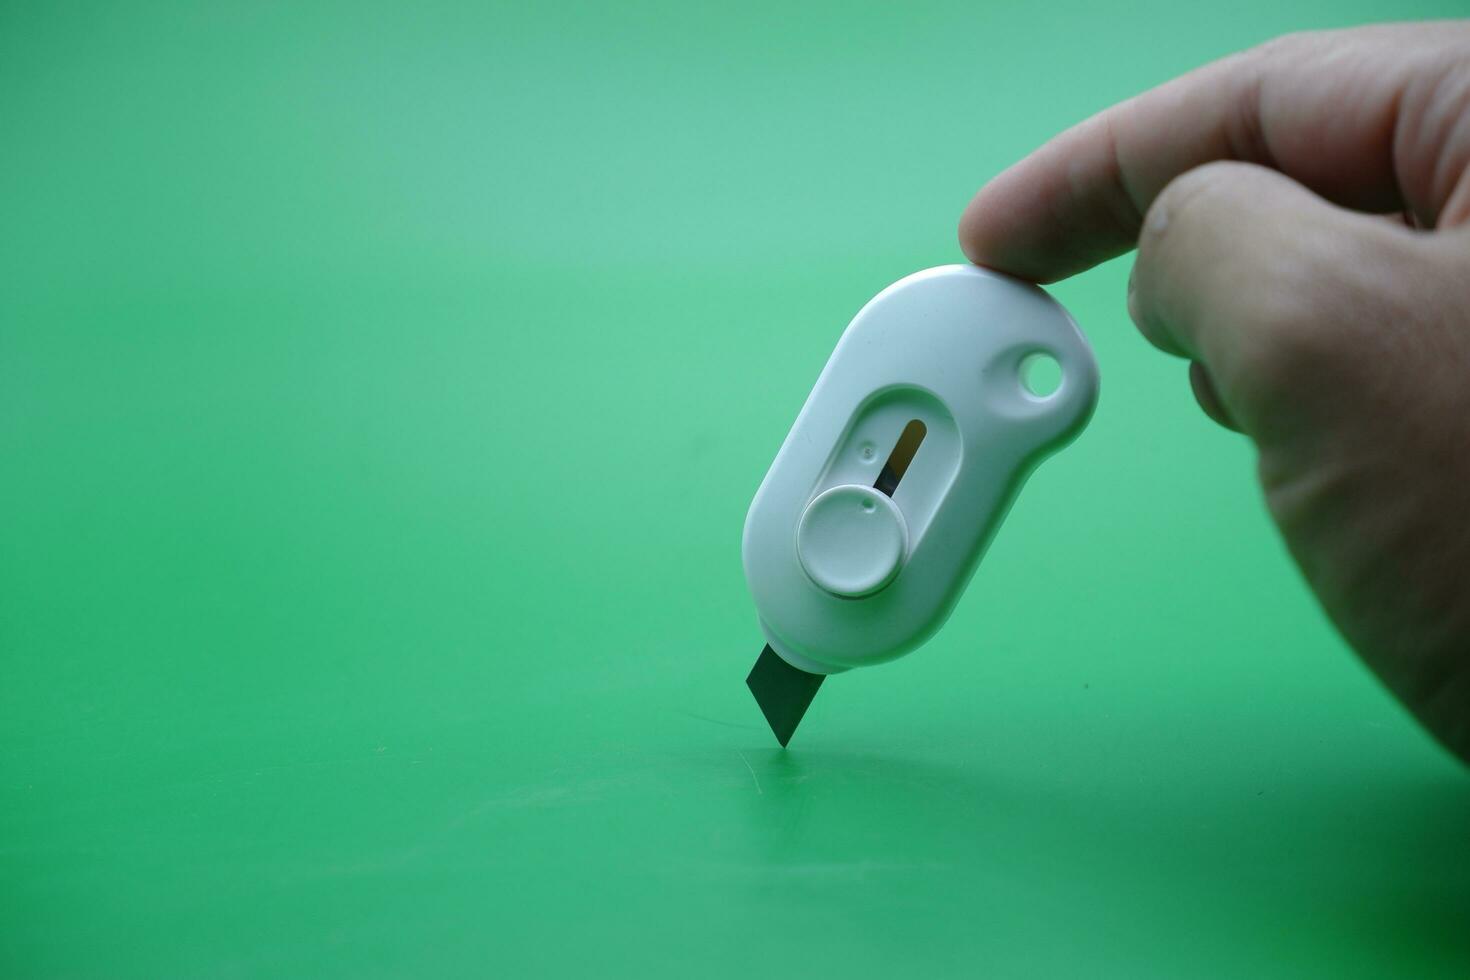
[
  {"xmin": 1020, "ymin": 352, "xmax": 1062, "ymax": 398},
  {"xmin": 873, "ymin": 419, "xmax": 927, "ymax": 497}
]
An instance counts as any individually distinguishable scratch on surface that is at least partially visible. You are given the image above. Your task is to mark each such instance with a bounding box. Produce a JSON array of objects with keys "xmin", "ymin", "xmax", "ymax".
[
  {"xmin": 677, "ymin": 709, "xmax": 758, "ymax": 730},
  {"xmin": 736, "ymin": 750, "xmax": 763, "ymax": 795},
  {"xmin": 682, "ymin": 858, "xmax": 949, "ymax": 881}
]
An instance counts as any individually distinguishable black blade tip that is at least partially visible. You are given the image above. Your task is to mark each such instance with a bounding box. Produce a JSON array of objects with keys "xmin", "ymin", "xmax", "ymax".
[{"xmin": 746, "ymin": 644, "xmax": 825, "ymax": 747}]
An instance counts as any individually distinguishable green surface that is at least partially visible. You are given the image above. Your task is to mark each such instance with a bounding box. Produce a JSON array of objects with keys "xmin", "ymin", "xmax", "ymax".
[{"xmin": 3, "ymin": 2, "xmax": 1468, "ymax": 977}]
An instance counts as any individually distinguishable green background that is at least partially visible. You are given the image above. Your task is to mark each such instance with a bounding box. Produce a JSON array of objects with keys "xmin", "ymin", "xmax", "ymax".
[{"xmin": 4, "ymin": 1, "xmax": 1467, "ymax": 976}]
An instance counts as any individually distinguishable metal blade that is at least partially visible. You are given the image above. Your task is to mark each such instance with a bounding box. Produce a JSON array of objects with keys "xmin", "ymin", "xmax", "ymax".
[{"xmin": 746, "ymin": 644, "xmax": 825, "ymax": 747}]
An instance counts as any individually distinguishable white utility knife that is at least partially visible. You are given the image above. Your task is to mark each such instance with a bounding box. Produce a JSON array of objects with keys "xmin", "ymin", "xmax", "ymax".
[{"xmin": 742, "ymin": 264, "xmax": 1099, "ymax": 745}]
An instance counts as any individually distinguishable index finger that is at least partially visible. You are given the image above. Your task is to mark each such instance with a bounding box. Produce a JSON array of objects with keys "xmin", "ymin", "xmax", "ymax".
[{"xmin": 958, "ymin": 22, "xmax": 1470, "ymax": 282}]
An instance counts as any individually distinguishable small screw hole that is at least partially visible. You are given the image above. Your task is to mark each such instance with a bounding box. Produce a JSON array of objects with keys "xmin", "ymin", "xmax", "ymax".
[{"xmin": 1020, "ymin": 352, "xmax": 1062, "ymax": 398}]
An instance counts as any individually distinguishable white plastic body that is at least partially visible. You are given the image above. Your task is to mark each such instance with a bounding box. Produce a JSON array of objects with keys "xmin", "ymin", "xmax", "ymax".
[{"xmin": 742, "ymin": 264, "xmax": 1099, "ymax": 674}]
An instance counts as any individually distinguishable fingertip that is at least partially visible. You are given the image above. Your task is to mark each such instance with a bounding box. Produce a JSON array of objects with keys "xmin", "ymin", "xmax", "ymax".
[
  {"xmin": 956, "ymin": 147, "xmax": 1134, "ymax": 284},
  {"xmin": 956, "ymin": 192, "xmax": 988, "ymax": 267},
  {"xmin": 958, "ymin": 175, "xmax": 1026, "ymax": 273},
  {"xmin": 957, "ymin": 184, "xmax": 1057, "ymax": 283}
]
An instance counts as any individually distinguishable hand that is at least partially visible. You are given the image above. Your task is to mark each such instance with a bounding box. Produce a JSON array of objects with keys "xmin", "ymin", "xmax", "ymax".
[{"xmin": 959, "ymin": 22, "xmax": 1470, "ymax": 763}]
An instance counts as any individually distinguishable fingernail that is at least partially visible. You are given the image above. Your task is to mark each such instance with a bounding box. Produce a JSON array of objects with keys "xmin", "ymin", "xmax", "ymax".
[
  {"xmin": 1147, "ymin": 203, "xmax": 1169, "ymax": 234},
  {"xmin": 1126, "ymin": 266, "xmax": 1140, "ymax": 326}
]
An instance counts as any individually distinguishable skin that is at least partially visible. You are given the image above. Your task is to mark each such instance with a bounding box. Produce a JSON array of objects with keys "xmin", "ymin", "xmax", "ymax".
[{"xmin": 959, "ymin": 22, "xmax": 1470, "ymax": 764}]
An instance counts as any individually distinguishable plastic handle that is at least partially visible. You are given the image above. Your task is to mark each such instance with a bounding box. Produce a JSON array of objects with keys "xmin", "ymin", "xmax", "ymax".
[{"xmin": 742, "ymin": 265, "xmax": 1099, "ymax": 674}]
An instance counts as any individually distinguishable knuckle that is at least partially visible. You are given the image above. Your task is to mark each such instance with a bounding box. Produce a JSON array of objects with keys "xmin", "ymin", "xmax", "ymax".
[
  {"xmin": 1144, "ymin": 163, "xmax": 1240, "ymax": 233},
  {"xmin": 1251, "ymin": 29, "xmax": 1320, "ymax": 60},
  {"xmin": 1136, "ymin": 162, "xmax": 1253, "ymax": 267},
  {"xmin": 1205, "ymin": 32, "xmax": 1296, "ymax": 83}
]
